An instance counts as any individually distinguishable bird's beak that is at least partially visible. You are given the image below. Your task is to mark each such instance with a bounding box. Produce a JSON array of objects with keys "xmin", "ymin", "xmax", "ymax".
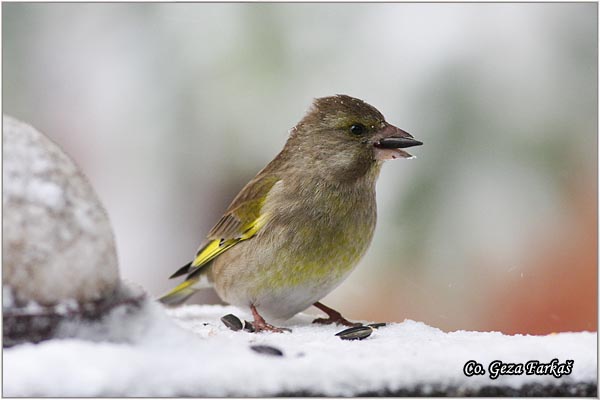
[{"xmin": 373, "ymin": 124, "xmax": 422, "ymax": 160}]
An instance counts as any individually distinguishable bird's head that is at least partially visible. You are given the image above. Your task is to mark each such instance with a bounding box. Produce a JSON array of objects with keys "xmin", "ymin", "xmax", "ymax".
[{"xmin": 286, "ymin": 94, "xmax": 422, "ymax": 180}]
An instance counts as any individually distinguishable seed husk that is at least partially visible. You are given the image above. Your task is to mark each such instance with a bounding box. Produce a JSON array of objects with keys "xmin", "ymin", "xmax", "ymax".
[
  {"xmin": 221, "ymin": 314, "xmax": 243, "ymax": 331},
  {"xmin": 243, "ymin": 320, "xmax": 256, "ymax": 333},
  {"xmin": 367, "ymin": 322, "xmax": 387, "ymax": 329},
  {"xmin": 250, "ymin": 345, "xmax": 284, "ymax": 356},
  {"xmin": 335, "ymin": 325, "xmax": 374, "ymax": 341}
]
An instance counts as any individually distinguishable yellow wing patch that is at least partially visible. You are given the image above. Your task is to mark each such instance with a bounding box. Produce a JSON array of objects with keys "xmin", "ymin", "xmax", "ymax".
[
  {"xmin": 191, "ymin": 238, "xmax": 236, "ymax": 268},
  {"xmin": 191, "ymin": 213, "xmax": 269, "ymax": 268}
]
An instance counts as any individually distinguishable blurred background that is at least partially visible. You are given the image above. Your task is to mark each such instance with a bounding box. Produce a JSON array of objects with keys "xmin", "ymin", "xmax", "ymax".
[{"xmin": 3, "ymin": 3, "xmax": 596, "ymax": 334}]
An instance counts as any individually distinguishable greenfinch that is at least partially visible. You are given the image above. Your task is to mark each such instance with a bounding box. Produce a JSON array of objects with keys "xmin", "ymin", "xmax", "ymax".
[{"xmin": 159, "ymin": 95, "xmax": 422, "ymax": 332}]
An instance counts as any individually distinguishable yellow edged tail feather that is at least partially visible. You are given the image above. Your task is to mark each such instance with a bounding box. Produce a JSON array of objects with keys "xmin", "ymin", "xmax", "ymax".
[{"xmin": 158, "ymin": 278, "xmax": 200, "ymax": 306}]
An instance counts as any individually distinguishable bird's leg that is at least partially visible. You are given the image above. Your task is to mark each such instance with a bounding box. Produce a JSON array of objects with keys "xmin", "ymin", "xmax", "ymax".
[
  {"xmin": 312, "ymin": 302, "xmax": 361, "ymax": 327},
  {"xmin": 250, "ymin": 304, "xmax": 290, "ymax": 333}
]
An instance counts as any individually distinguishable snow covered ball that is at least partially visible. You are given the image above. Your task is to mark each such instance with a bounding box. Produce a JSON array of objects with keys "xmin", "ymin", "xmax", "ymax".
[{"xmin": 3, "ymin": 116, "xmax": 119, "ymax": 306}]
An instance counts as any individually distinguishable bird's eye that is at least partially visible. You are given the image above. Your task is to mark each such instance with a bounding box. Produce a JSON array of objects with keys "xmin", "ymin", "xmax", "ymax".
[{"xmin": 350, "ymin": 124, "xmax": 366, "ymax": 135}]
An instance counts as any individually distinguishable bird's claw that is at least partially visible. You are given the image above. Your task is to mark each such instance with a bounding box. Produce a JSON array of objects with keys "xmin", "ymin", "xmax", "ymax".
[
  {"xmin": 253, "ymin": 321, "xmax": 292, "ymax": 333},
  {"xmin": 248, "ymin": 305, "xmax": 292, "ymax": 333},
  {"xmin": 312, "ymin": 316, "xmax": 361, "ymax": 327}
]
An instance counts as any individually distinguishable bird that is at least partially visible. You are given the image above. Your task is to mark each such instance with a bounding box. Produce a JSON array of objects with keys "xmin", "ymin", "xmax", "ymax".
[{"xmin": 158, "ymin": 94, "xmax": 422, "ymax": 332}]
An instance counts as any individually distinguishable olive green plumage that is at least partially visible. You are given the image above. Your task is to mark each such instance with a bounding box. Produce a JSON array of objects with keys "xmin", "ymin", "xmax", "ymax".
[{"xmin": 159, "ymin": 94, "xmax": 422, "ymax": 322}]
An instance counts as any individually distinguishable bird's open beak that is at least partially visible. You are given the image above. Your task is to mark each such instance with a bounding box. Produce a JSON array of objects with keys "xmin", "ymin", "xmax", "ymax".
[{"xmin": 373, "ymin": 124, "xmax": 422, "ymax": 160}]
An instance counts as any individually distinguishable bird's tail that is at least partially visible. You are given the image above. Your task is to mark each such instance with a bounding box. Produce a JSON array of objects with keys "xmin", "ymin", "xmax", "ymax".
[
  {"xmin": 158, "ymin": 278, "xmax": 205, "ymax": 306},
  {"xmin": 169, "ymin": 261, "xmax": 193, "ymax": 279}
]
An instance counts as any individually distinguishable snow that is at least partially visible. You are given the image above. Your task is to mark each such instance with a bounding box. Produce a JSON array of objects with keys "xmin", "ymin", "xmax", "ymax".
[
  {"xmin": 2, "ymin": 116, "xmax": 119, "ymax": 305},
  {"xmin": 3, "ymin": 303, "xmax": 596, "ymax": 397}
]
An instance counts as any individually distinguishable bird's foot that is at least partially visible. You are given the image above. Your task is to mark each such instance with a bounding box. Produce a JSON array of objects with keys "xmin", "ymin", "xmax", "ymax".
[
  {"xmin": 312, "ymin": 316, "xmax": 361, "ymax": 327},
  {"xmin": 250, "ymin": 304, "xmax": 291, "ymax": 333},
  {"xmin": 312, "ymin": 301, "xmax": 361, "ymax": 327},
  {"xmin": 252, "ymin": 320, "xmax": 291, "ymax": 333}
]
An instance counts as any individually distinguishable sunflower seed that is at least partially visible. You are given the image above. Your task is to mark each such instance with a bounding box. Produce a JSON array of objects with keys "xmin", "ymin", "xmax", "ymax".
[
  {"xmin": 250, "ymin": 345, "xmax": 284, "ymax": 356},
  {"xmin": 221, "ymin": 314, "xmax": 243, "ymax": 331},
  {"xmin": 335, "ymin": 325, "xmax": 373, "ymax": 340},
  {"xmin": 367, "ymin": 322, "xmax": 387, "ymax": 329}
]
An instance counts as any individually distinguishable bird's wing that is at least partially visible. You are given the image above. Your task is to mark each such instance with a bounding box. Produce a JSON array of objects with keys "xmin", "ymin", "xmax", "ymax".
[
  {"xmin": 158, "ymin": 162, "xmax": 284, "ymax": 306},
  {"xmin": 169, "ymin": 174, "xmax": 281, "ymax": 281}
]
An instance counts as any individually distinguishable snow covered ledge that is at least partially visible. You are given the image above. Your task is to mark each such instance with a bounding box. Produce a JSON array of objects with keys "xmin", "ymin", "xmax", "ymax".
[{"xmin": 3, "ymin": 303, "xmax": 596, "ymax": 396}]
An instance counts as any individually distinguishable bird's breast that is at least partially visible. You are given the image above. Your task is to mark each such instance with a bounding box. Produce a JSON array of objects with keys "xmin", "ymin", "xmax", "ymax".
[{"xmin": 254, "ymin": 178, "xmax": 378, "ymax": 288}]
